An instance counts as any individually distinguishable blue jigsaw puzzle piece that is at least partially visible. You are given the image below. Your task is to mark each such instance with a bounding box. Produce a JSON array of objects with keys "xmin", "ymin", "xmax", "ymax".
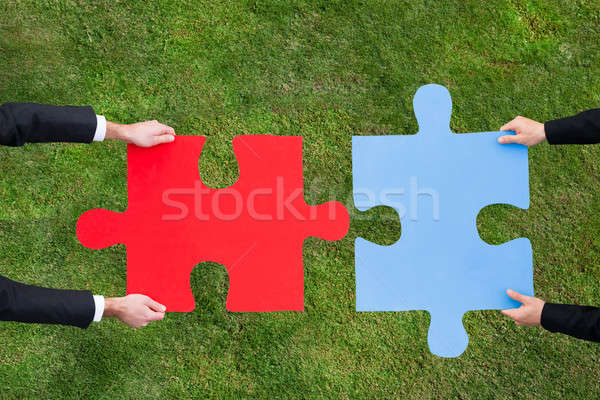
[{"xmin": 353, "ymin": 84, "xmax": 533, "ymax": 358}]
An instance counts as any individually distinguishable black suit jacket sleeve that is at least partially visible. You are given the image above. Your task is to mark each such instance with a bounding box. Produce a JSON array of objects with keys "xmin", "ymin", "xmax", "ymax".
[
  {"xmin": 1, "ymin": 102, "xmax": 97, "ymax": 328},
  {"xmin": 0, "ymin": 102, "xmax": 97, "ymax": 146},
  {"xmin": 541, "ymin": 302, "xmax": 600, "ymax": 342},
  {"xmin": 541, "ymin": 110, "xmax": 600, "ymax": 342},
  {"xmin": 545, "ymin": 108, "xmax": 600, "ymax": 144},
  {"xmin": 0, "ymin": 276, "xmax": 95, "ymax": 328}
]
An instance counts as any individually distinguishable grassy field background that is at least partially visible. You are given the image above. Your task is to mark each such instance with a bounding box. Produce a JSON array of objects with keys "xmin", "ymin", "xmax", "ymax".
[{"xmin": 1, "ymin": 0, "xmax": 599, "ymax": 398}]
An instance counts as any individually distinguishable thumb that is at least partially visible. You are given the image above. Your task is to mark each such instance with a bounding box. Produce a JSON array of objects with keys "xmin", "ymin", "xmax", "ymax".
[
  {"xmin": 498, "ymin": 133, "xmax": 520, "ymax": 144},
  {"xmin": 501, "ymin": 308, "xmax": 518, "ymax": 319},
  {"xmin": 147, "ymin": 311, "xmax": 166, "ymax": 321},
  {"xmin": 500, "ymin": 118, "xmax": 519, "ymax": 132},
  {"xmin": 144, "ymin": 297, "xmax": 167, "ymax": 312},
  {"xmin": 506, "ymin": 289, "xmax": 529, "ymax": 304}
]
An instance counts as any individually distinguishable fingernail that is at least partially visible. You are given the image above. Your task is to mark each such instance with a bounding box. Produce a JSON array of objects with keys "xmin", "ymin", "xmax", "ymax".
[
  {"xmin": 498, "ymin": 137, "xmax": 504, "ymax": 143},
  {"xmin": 161, "ymin": 305, "xmax": 167, "ymax": 312}
]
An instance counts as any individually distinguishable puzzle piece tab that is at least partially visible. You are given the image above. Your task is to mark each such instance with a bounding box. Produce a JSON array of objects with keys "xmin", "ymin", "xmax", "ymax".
[
  {"xmin": 353, "ymin": 84, "xmax": 533, "ymax": 357},
  {"xmin": 78, "ymin": 135, "xmax": 349, "ymax": 312}
]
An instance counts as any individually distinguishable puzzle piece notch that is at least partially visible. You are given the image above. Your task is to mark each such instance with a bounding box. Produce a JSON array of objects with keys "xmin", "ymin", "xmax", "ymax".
[
  {"xmin": 429, "ymin": 308, "xmax": 469, "ymax": 357},
  {"xmin": 77, "ymin": 209, "xmax": 126, "ymax": 249},
  {"xmin": 414, "ymin": 83, "xmax": 453, "ymax": 135},
  {"xmin": 78, "ymin": 135, "xmax": 349, "ymax": 312},
  {"xmin": 353, "ymin": 84, "xmax": 532, "ymax": 357}
]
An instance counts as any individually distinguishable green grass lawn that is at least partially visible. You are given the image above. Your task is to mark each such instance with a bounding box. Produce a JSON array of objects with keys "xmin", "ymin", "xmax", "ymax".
[{"xmin": 1, "ymin": 0, "xmax": 599, "ymax": 398}]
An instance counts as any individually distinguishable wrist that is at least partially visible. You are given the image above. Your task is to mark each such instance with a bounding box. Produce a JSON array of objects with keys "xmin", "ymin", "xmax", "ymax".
[
  {"xmin": 106, "ymin": 121, "xmax": 130, "ymax": 142},
  {"xmin": 103, "ymin": 297, "xmax": 123, "ymax": 318},
  {"xmin": 537, "ymin": 122, "xmax": 547, "ymax": 143}
]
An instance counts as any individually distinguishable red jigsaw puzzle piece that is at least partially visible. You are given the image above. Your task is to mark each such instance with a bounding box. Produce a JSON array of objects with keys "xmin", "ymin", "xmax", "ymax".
[{"xmin": 77, "ymin": 135, "xmax": 349, "ymax": 312}]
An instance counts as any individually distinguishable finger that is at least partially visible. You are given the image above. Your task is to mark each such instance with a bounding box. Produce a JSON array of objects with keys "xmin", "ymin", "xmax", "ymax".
[
  {"xmin": 153, "ymin": 134, "xmax": 175, "ymax": 145},
  {"xmin": 497, "ymin": 134, "xmax": 520, "ymax": 144},
  {"xmin": 506, "ymin": 289, "xmax": 529, "ymax": 304},
  {"xmin": 156, "ymin": 124, "xmax": 175, "ymax": 135},
  {"xmin": 144, "ymin": 297, "xmax": 167, "ymax": 312}
]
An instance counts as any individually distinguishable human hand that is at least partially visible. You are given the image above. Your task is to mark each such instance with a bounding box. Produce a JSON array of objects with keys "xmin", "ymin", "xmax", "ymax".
[
  {"xmin": 104, "ymin": 294, "xmax": 166, "ymax": 328},
  {"xmin": 498, "ymin": 116, "xmax": 546, "ymax": 146},
  {"xmin": 501, "ymin": 289, "xmax": 545, "ymax": 326},
  {"xmin": 106, "ymin": 120, "xmax": 175, "ymax": 147}
]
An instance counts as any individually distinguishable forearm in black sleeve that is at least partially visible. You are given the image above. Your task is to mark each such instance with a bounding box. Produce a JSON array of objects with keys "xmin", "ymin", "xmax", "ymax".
[
  {"xmin": 0, "ymin": 102, "xmax": 97, "ymax": 146},
  {"xmin": 545, "ymin": 108, "xmax": 600, "ymax": 145},
  {"xmin": 0, "ymin": 275, "xmax": 95, "ymax": 328},
  {"xmin": 541, "ymin": 302, "xmax": 600, "ymax": 342}
]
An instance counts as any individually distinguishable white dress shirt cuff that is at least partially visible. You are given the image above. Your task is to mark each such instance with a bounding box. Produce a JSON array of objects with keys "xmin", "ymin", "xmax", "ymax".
[
  {"xmin": 93, "ymin": 115, "xmax": 107, "ymax": 142},
  {"xmin": 92, "ymin": 295, "xmax": 105, "ymax": 322}
]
